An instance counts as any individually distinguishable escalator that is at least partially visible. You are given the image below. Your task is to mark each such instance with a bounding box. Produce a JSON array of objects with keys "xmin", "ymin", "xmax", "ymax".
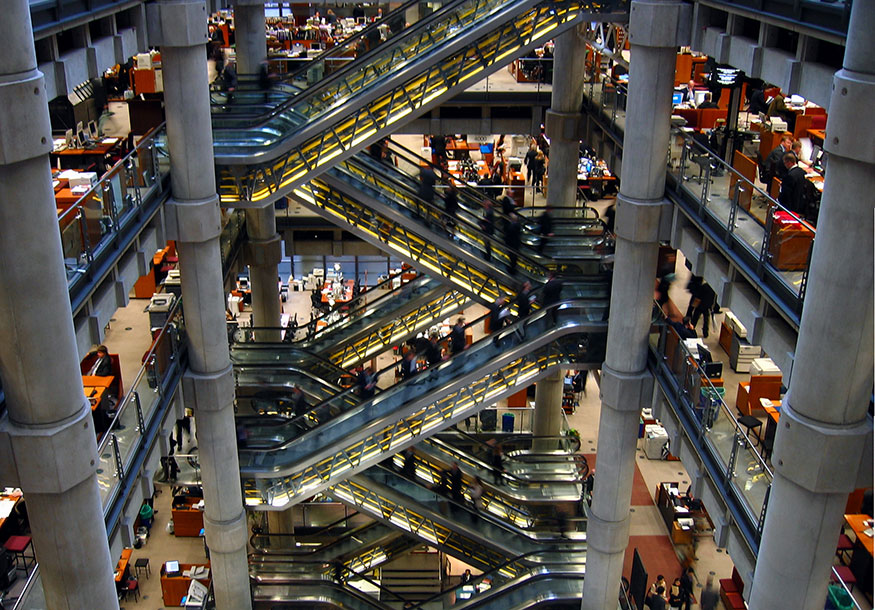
[
  {"xmin": 290, "ymin": 176, "xmax": 612, "ymax": 306},
  {"xmin": 253, "ymin": 551, "xmax": 585, "ymax": 609},
  {"xmin": 212, "ymin": 0, "xmax": 433, "ymax": 114},
  {"xmin": 332, "ymin": 141, "xmax": 613, "ymax": 273},
  {"xmin": 234, "ymin": 275, "xmax": 471, "ymax": 370},
  {"xmin": 212, "ymin": 0, "xmax": 595, "ymax": 204},
  {"xmin": 412, "ymin": 437, "xmax": 585, "ymax": 505},
  {"xmin": 250, "ymin": 522, "xmax": 420, "ymax": 578},
  {"xmin": 239, "ymin": 302, "xmax": 607, "ymax": 508}
]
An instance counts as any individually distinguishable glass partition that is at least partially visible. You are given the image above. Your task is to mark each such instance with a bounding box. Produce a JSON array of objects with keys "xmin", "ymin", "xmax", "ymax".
[
  {"xmin": 13, "ymin": 300, "xmax": 186, "ymax": 610},
  {"xmin": 650, "ymin": 308, "xmax": 773, "ymax": 545},
  {"xmin": 58, "ymin": 125, "xmax": 169, "ymax": 289}
]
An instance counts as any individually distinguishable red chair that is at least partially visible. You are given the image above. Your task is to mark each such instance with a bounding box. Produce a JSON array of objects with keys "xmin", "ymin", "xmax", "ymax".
[
  {"xmin": 125, "ymin": 578, "xmax": 140, "ymax": 602},
  {"xmin": 836, "ymin": 533, "xmax": 855, "ymax": 564},
  {"xmin": 831, "ymin": 566, "xmax": 856, "ymax": 593}
]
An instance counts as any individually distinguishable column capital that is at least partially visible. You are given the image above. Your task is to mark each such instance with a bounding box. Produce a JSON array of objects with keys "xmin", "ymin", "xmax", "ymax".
[
  {"xmin": 544, "ymin": 110, "xmax": 581, "ymax": 143},
  {"xmin": 166, "ymin": 195, "xmax": 223, "ymax": 243},
  {"xmin": 0, "ymin": 69, "xmax": 52, "ymax": 165},
  {"xmin": 182, "ymin": 366, "xmax": 235, "ymax": 413},
  {"xmin": 772, "ymin": 401, "xmax": 873, "ymax": 493},
  {"xmin": 824, "ymin": 69, "xmax": 875, "ymax": 165},
  {"xmin": 203, "ymin": 511, "xmax": 248, "ymax": 554},
  {"xmin": 244, "ymin": 234, "xmax": 282, "ymax": 267},
  {"xmin": 147, "ymin": 0, "xmax": 209, "ymax": 48},
  {"xmin": 614, "ymin": 194, "xmax": 672, "ymax": 243},
  {"xmin": 0, "ymin": 403, "xmax": 99, "ymax": 493},
  {"xmin": 600, "ymin": 365, "xmax": 653, "ymax": 412},
  {"xmin": 628, "ymin": 0, "xmax": 691, "ymax": 49},
  {"xmin": 585, "ymin": 511, "xmax": 632, "ymax": 554}
]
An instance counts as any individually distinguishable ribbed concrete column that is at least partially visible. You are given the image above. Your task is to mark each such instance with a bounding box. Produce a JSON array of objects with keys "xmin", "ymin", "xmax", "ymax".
[
  {"xmin": 748, "ymin": 2, "xmax": 874, "ymax": 607},
  {"xmin": 148, "ymin": 2, "xmax": 253, "ymax": 608},
  {"xmin": 245, "ymin": 204, "xmax": 282, "ymax": 334},
  {"xmin": 234, "ymin": 0, "xmax": 266, "ymax": 74},
  {"xmin": 581, "ymin": 1, "xmax": 684, "ymax": 608},
  {"xmin": 545, "ymin": 26, "xmax": 587, "ymax": 217},
  {"xmin": 0, "ymin": 2, "xmax": 118, "ymax": 609},
  {"xmin": 533, "ymin": 370, "xmax": 564, "ymax": 451}
]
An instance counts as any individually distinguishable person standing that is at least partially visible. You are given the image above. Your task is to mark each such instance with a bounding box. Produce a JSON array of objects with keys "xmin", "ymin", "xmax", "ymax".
[
  {"xmin": 400, "ymin": 349, "xmax": 418, "ymax": 380},
  {"xmin": 469, "ymin": 477, "xmax": 484, "ymax": 514},
  {"xmin": 532, "ymin": 151, "xmax": 546, "ymax": 193},
  {"xmin": 490, "ymin": 444, "xmax": 503, "ymax": 485},
  {"xmin": 686, "ymin": 275, "xmax": 716, "ymax": 339},
  {"xmin": 515, "ymin": 281, "xmax": 533, "ymax": 318},
  {"xmin": 668, "ymin": 578, "xmax": 683, "ymax": 609},
  {"xmin": 449, "ymin": 462, "xmax": 463, "ymax": 504},
  {"xmin": 537, "ymin": 206, "xmax": 554, "ymax": 254},
  {"xmin": 506, "ymin": 211, "xmax": 521, "ymax": 274},
  {"xmin": 450, "ymin": 317, "xmax": 467, "ymax": 355},
  {"xmin": 778, "ymin": 152, "xmax": 808, "ymax": 215},
  {"xmin": 425, "ymin": 334, "xmax": 443, "ymax": 368},
  {"xmin": 679, "ymin": 567, "xmax": 694, "ymax": 610},
  {"xmin": 489, "ymin": 295, "xmax": 509, "ymax": 334},
  {"xmin": 418, "ymin": 166, "xmax": 436, "ymax": 206},
  {"xmin": 443, "ymin": 180, "xmax": 459, "ymax": 228},
  {"xmin": 524, "ymin": 142, "xmax": 538, "ymax": 184},
  {"xmin": 699, "ymin": 574, "xmax": 719, "ymax": 610},
  {"xmin": 357, "ymin": 366, "xmax": 377, "ymax": 400},
  {"xmin": 480, "ymin": 199, "xmax": 495, "ymax": 261},
  {"xmin": 401, "ymin": 446, "xmax": 416, "ymax": 479},
  {"xmin": 542, "ymin": 272, "xmax": 564, "ymax": 306}
]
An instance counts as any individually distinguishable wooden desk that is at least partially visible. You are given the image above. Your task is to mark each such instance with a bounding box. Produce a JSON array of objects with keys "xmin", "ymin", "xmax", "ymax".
[
  {"xmin": 83, "ymin": 375, "xmax": 114, "ymax": 411},
  {"xmin": 768, "ymin": 211, "xmax": 814, "ymax": 271},
  {"xmin": 730, "ymin": 150, "xmax": 757, "ymax": 211},
  {"xmin": 161, "ymin": 562, "xmax": 211, "ymax": 607},
  {"xmin": 321, "ymin": 279, "xmax": 354, "ymax": 303},
  {"xmin": 846, "ymin": 514, "xmax": 874, "ymax": 556},
  {"xmin": 171, "ymin": 496, "xmax": 205, "ymax": 537},
  {"xmin": 51, "ymin": 140, "xmax": 120, "ymax": 170},
  {"xmin": 114, "ymin": 548, "xmax": 133, "ymax": 583},
  {"xmin": 807, "ymin": 128, "xmax": 826, "ymax": 143},
  {"xmin": 845, "ymin": 514, "xmax": 874, "ymax": 598}
]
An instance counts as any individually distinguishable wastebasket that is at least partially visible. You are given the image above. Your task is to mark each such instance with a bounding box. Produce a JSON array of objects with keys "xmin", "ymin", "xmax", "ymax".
[
  {"xmin": 826, "ymin": 584, "xmax": 853, "ymax": 610},
  {"xmin": 502, "ymin": 413, "xmax": 515, "ymax": 433}
]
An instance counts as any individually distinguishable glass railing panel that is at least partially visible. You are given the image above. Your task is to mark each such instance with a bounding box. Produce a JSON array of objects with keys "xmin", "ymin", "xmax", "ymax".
[
  {"xmin": 671, "ymin": 133, "xmax": 816, "ymax": 309},
  {"xmin": 95, "ymin": 432, "xmax": 123, "ymax": 507},
  {"xmin": 728, "ymin": 438, "xmax": 771, "ymax": 524}
]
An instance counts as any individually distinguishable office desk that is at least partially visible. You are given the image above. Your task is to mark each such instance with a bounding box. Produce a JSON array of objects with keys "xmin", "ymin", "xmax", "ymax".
[
  {"xmin": 83, "ymin": 375, "xmax": 114, "ymax": 414},
  {"xmin": 161, "ymin": 562, "xmax": 211, "ymax": 607},
  {"xmin": 51, "ymin": 140, "xmax": 120, "ymax": 170},
  {"xmin": 768, "ymin": 211, "xmax": 815, "ymax": 271},
  {"xmin": 845, "ymin": 514, "xmax": 873, "ymax": 597},
  {"xmin": 114, "ymin": 548, "xmax": 133, "ymax": 583},
  {"xmin": 807, "ymin": 128, "xmax": 826, "ymax": 143},
  {"xmin": 171, "ymin": 496, "xmax": 205, "ymax": 537},
  {"xmin": 321, "ymin": 279, "xmax": 354, "ymax": 304}
]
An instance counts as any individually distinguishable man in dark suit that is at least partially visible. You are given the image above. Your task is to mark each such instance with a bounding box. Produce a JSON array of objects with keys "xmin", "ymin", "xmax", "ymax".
[
  {"xmin": 764, "ymin": 134, "xmax": 794, "ymax": 186},
  {"xmin": 697, "ymin": 92, "xmax": 719, "ymax": 109},
  {"xmin": 88, "ymin": 345, "xmax": 114, "ymax": 377},
  {"xmin": 648, "ymin": 586, "xmax": 667, "ymax": 610},
  {"xmin": 778, "ymin": 153, "xmax": 808, "ymax": 215},
  {"xmin": 399, "ymin": 350, "xmax": 418, "ymax": 380}
]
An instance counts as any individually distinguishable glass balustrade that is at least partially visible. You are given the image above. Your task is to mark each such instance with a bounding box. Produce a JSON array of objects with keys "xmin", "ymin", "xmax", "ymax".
[{"xmin": 59, "ymin": 125, "xmax": 169, "ymax": 291}]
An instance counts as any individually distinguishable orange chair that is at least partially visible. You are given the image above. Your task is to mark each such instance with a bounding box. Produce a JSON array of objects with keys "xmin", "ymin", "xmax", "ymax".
[{"xmin": 736, "ymin": 375, "xmax": 782, "ymax": 416}]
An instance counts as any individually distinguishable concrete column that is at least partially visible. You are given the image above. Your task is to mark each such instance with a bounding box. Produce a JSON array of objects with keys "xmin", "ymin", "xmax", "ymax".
[
  {"xmin": 148, "ymin": 2, "xmax": 252, "ymax": 608},
  {"xmin": 234, "ymin": 0, "xmax": 266, "ymax": 74},
  {"xmin": 533, "ymin": 371, "xmax": 564, "ymax": 451},
  {"xmin": 581, "ymin": 1, "xmax": 684, "ymax": 608},
  {"xmin": 0, "ymin": 2, "xmax": 118, "ymax": 609},
  {"xmin": 545, "ymin": 26, "xmax": 587, "ymax": 217},
  {"xmin": 245, "ymin": 204, "xmax": 282, "ymax": 333},
  {"xmin": 748, "ymin": 2, "xmax": 874, "ymax": 607}
]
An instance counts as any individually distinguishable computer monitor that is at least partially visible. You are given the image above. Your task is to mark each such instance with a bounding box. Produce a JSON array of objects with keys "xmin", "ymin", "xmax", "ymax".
[
  {"xmin": 672, "ymin": 92, "xmax": 684, "ymax": 106},
  {"xmin": 76, "ymin": 128, "xmax": 88, "ymax": 148},
  {"xmin": 357, "ymin": 17, "xmax": 366, "ymax": 24},
  {"xmin": 64, "ymin": 128, "xmax": 74, "ymax": 147},
  {"xmin": 698, "ymin": 345, "xmax": 713, "ymax": 365},
  {"xmin": 694, "ymin": 90, "xmax": 708, "ymax": 106},
  {"xmin": 810, "ymin": 144, "xmax": 822, "ymax": 164},
  {"xmin": 88, "ymin": 120, "xmax": 98, "ymax": 140}
]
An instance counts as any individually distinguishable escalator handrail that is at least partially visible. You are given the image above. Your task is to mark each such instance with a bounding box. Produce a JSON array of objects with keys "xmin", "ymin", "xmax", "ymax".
[
  {"xmin": 385, "ymin": 139, "xmax": 610, "ymax": 251},
  {"xmin": 423, "ymin": 437, "xmax": 587, "ymax": 486},
  {"xmin": 365, "ymin": 464, "xmax": 583, "ymax": 540},
  {"xmin": 236, "ymin": 309, "xmax": 491, "ymax": 437},
  {"xmin": 212, "ymin": 0, "xmax": 491, "ymax": 129},
  {"xmin": 337, "ymin": 154, "xmax": 578, "ymax": 279},
  {"xmin": 404, "ymin": 550, "xmax": 585, "ymax": 610},
  {"xmin": 249, "ymin": 510, "xmax": 363, "ymax": 549},
  {"xmin": 238, "ymin": 300, "xmax": 607, "ymax": 455}
]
